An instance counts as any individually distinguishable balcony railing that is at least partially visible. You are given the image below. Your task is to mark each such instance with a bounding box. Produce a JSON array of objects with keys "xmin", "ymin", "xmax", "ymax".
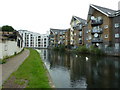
[
  {"xmin": 73, "ymin": 24, "xmax": 82, "ymax": 31},
  {"xmin": 91, "ymin": 17, "xmax": 103, "ymax": 26},
  {"xmin": 92, "ymin": 38, "xmax": 103, "ymax": 43},
  {"xmin": 49, "ymin": 35, "xmax": 54, "ymax": 38},
  {"xmin": 91, "ymin": 28, "xmax": 103, "ymax": 34}
]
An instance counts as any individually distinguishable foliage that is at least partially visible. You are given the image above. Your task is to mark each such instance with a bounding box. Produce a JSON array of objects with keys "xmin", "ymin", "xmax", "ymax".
[
  {"xmin": 75, "ymin": 45, "xmax": 104, "ymax": 55},
  {"xmin": 76, "ymin": 46, "xmax": 89, "ymax": 54},
  {"xmin": 1, "ymin": 25, "xmax": 15, "ymax": 32},
  {"xmin": 59, "ymin": 45, "xmax": 65, "ymax": 51},
  {"xmin": 9, "ymin": 48, "xmax": 50, "ymax": 88},
  {"xmin": 53, "ymin": 45, "xmax": 66, "ymax": 51},
  {"xmin": 89, "ymin": 45, "xmax": 104, "ymax": 55}
]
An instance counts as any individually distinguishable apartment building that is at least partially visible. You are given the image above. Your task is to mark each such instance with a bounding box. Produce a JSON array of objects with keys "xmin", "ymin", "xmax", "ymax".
[
  {"xmin": 65, "ymin": 28, "xmax": 71, "ymax": 48},
  {"xmin": 49, "ymin": 28, "xmax": 67, "ymax": 47},
  {"xmin": 111, "ymin": 10, "xmax": 120, "ymax": 52},
  {"xmin": 86, "ymin": 4, "xmax": 116, "ymax": 49},
  {"xmin": 70, "ymin": 16, "xmax": 87, "ymax": 48},
  {"xmin": 18, "ymin": 30, "xmax": 48, "ymax": 48}
]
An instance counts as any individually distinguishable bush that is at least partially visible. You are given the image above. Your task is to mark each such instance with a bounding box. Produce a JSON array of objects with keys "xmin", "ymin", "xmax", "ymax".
[
  {"xmin": 76, "ymin": 46, "xmax": 89, "ymax": 54},
  {"xmin": 59, "ymin": 45, "xmax": 65, "ymax": 51},
  {"xmin": 89, "ymin": 45, "xmax": 104, "ymax": 55}
]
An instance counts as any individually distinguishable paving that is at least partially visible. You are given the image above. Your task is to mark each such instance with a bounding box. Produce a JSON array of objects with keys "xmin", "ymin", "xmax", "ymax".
[{"xmin": 0, "ymin": 49, "xmax": 30, "ymax": 86}]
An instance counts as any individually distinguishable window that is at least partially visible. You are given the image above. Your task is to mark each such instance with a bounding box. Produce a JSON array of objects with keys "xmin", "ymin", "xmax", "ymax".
[
  {"xmin": 79, "ymin": 31, "xmax": 82, "ymax": 36},
  {"xmin": 86, "ymin": 31, "xmax": 88, "ymax": 33},
  {"xmin": 104, "ymin": 25, "xmax": 108, "ymax": 29},
  {"xmin": 115, "ymin": 43, "xmax": 119, "ymax": 49},
  {"xmin": 104, "ymin": 34, "xmax": 108, "ymax": 38},
  {"xmin": 88, "ymin": 35, "xmax": 92, "ymax": 40},
  {"xmin": 115, "ymin": 34, "xmax": 119, "ymax": 38},
  {"xmin": 115, "ymin": 23, "xmax": 119, "ymax": 28}
]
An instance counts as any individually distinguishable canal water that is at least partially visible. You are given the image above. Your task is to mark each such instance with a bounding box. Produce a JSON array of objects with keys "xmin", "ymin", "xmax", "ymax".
[{"xmin": 37, "ymin": 49, "xmax": 120, "ymax": 88}]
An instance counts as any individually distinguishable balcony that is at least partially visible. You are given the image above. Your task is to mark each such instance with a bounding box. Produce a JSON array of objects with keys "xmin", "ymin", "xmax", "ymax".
[
  {"xmin": 91, "ymin": 17, "xmax": 103, "ymax": 26},
  {"xmin": 92, "ymin": 38, "xmax": 103, "ymax": 43},
  {"xmin": 49, "ymin": 35, "xmax": 54, "ymax": 38},
  {"xmin": 91, "ymin": 28, "xmax": 103, "ymax": 34},
  {"xmin": 73, "ymin": 24, "xmax": 82, "ymax": 31}
]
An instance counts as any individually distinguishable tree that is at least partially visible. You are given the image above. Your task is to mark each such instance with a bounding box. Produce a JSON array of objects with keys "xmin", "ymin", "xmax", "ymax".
[{"xmin": 2, "ymin": 25, "xmax": 15, "ymax": 32}]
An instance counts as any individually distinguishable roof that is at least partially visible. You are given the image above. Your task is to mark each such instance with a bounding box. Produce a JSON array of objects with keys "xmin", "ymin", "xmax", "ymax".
[
  {"xmin": 87, "ymin": 4, "xmax": 117, "ymax": 21},
  {"xmin": 70, "ymin": 16, "xmax": 87, "ymax": 25},
  {"xmin": 91, "ymin": 4, "xmax": 116, "ymax": 17},
  {"xmin": 50, "ymin": 28, "xmax": 67, "ymax": 34}
]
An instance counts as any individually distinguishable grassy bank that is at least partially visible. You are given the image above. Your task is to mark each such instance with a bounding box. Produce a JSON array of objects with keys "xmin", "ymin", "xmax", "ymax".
[{"xmin": 4, "ymin": 48, "xmax": 50, "ymax": 88}]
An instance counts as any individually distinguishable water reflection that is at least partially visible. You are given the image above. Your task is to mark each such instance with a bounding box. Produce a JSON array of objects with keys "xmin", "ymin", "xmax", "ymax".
[{"xmin": 38, "ymin": 49, "xmax": 120, "ymax": 88}]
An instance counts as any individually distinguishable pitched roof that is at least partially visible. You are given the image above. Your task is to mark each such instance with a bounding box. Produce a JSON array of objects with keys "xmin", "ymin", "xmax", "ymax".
[
  {"xmin": 74, "ymin": 16, "xmax": 87, "ymax": 23},
  {"xmin": 70, "ymin": 16, "xmax": 87, "ymax": 25},
  {"xmin": 91, "ymin": 4, "xmax": 116, "ymax": 17},
  {"xmin": 50, "ymin": 28, "xmax": 67, "ymax": 34},
  {"xmin": 87, "ymin": 4, "xmax": 117, "ymax": 21}
]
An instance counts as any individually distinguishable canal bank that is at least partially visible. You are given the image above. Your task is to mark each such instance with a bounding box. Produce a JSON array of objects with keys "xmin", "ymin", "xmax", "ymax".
[
  {"xmin": 40, "ymin": 49, "xmax": 120, "ymax": 88},
  {"xmin": 2, "ymin": 48, "xmax": 51, "ymax": 88},
  {"xmin": 37, "ymin": 49, "xmax": 55, "ymax": 88}
]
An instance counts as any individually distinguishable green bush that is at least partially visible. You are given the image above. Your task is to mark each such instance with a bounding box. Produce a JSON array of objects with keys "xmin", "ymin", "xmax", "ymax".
[
  {"xmin": 89, "ymin": 45, "xmax": 104, "ymax": 55},
  {"xmin": 59, "ymin": 45, "xmax": 65, "ymax": 51},
  {"xmin": 76, "ymin": 46, "xmax": 89, "ymax": 54}
]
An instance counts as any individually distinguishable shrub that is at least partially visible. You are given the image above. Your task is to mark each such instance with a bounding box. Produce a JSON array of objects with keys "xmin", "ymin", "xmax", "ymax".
[
  {"xmin": 76, "ymin": 46, "xmax": 89, "ymax": 54},
  {"xmin": 59, "ymin": 45, "xmax": 65, "ymax": 51},
  {"xmin": 89, "ymin": 45, "xmax": 104, "ymax": 55}
]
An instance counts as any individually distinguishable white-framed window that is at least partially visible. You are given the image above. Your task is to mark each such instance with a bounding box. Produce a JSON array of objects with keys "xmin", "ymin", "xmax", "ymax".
[
  {"xmin": 80, "ymin": 31, "xmax": 82, "ymax": 36},
  {"xmin": 104, "ymin": 25, "xmax": 109, "ymax": 29},
  {"xmin": 115, "ymin": 43, "xmax": 119, "ymax": 49},
  {"xmin": 79, "ymin": 38, "xmax": 82, "ymax": 40},
  {"xmin": 86, "ymin": 31, "xmax": 88, "ymax": 33},
  {"xmin": 115, "ymin": 23, "xmax": 119, "ymax": 28},
  {"xmin": 115, "ymin": 34, "xmax": 119, "ymax": 38},
  {"xmin": 88, "ymin": 35, "xmax": 92, "ymax": 40},
  {"xmin": 88, "ymin": 29, "xmax": 91, "ymax": 32},
  {"xmin": 104, "ymin": 34, "xmax": 108, "ymax": 38}
]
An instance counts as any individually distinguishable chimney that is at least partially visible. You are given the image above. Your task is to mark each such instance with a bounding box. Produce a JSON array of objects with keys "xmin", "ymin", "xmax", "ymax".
[{"xmin": 118, "ymin": 1, "xmax": 120, "ymax": 10}]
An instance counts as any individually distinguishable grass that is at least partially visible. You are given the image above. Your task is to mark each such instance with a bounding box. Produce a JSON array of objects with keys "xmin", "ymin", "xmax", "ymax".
[{"xmin": 8, "ymin": 48, "xmax": 51, "ymax": 88}]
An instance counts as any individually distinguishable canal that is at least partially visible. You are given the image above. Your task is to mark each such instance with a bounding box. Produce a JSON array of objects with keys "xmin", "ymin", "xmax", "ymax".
[{"xmin": 38, "ymin": 49, "xmax": 120, "ymax": 88}]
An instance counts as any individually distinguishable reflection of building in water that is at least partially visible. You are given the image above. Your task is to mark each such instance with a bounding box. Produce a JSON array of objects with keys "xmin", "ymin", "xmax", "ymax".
[
  {"xmin": 41, "ymin": 50, "xmax": 120, "ymax": 88},
  {"xmin": 40, "ymin": 49, "xmax": 48, "ymax": 61},
  {"xmin": 70, "ymin": 54, "xmax": 88, "ymax": 88},
  {"xmin": 69, "ymin": 54, "xmax": 120, "ymax": 88},
  {"xmin": 48, "ymin": 51, "xmax": 71, "ymax": 70}
]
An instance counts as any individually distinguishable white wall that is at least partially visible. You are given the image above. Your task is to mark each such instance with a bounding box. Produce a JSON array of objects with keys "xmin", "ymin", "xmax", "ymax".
[{"xmin": 0, "ymin": 41, "xmax": 23, "ymax": 59}]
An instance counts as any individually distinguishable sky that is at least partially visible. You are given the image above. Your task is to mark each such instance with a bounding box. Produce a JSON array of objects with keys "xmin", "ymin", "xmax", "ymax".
[{"xmin": 0, "ymin": 0, "xmax": 120, "ymax": 34}]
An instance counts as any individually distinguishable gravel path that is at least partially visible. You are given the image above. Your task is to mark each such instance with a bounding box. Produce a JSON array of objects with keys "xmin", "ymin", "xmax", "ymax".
[{"xmin": 0, "ymin": 49, "xmax": 30, "ymax": 86}]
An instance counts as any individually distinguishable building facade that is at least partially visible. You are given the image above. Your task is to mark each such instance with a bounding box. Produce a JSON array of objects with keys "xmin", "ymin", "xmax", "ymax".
[
  {"xmin": 49, "ymin": 28, "xmax": 67, "ymax": 48},
  {"xmin": 18, "ymin": 30, "xmax": 49, "ymax": 48},
  {"xmin": 70, "ymin": 16, "xmax": 87, "ymax": 48},
  {"xmin": 86, "ymin": 4, "xmax": 116, "ymax": 49},
  {"xmin": 0, "ymin": 29, "xmax": 23, "ymax": 59}
]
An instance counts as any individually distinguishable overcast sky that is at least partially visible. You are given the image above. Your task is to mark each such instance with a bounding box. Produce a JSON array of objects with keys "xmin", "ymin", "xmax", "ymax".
[{"xmin": 0, "ymin": 0, "xmax": 120, "ymax": 34}]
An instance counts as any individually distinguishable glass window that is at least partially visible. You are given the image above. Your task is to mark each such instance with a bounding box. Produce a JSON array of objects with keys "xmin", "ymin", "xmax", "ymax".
[
  {"xmin": 104, "ymin": 34, "xmax": 108, "ymax": 38},
  {"xmin": 115, "ymin": 23, "xmax": 119, "ymax": 28},
  {"xmin": 115, "ymin": 34, "xmax": 119, "ymax": 38},
  {"xmin": 115, "ymin": 43, "xmax": 119, "ymax": 49},
  {"xmin": 104, "ymin": 25, "xmax": 108, "ymax": 29}
]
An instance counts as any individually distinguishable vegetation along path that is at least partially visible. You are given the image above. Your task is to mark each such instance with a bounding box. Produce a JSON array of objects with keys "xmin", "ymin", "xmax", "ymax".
[{"xmin": 2, "ymin": 48, "xmax": 51, "ymax": 88}]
